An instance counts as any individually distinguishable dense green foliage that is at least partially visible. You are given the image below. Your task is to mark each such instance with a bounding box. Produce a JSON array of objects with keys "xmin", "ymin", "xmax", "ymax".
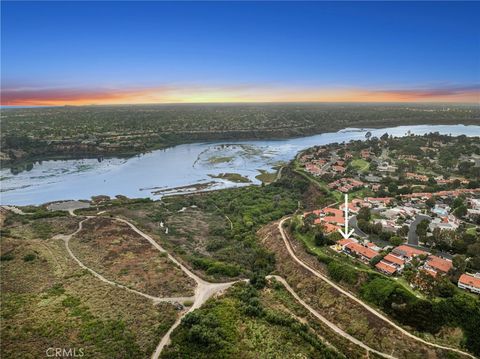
[
  {"xmin": 29, "ymin": 209, "xmax": 68, "ymax": 220},
  {"xmin": 189, "ymin": 257, "xmax": 241, "ymax": 277},
  {"xmin": 360, "ymin": 274, "xmax": 480, "ymax": 355},
  {"xmin": 161, "ymin": 283, "xmax": 344, "ymax": 359},
  {"xmin": 158, "ymin": 172, "xmax": 310, "ymax": 279},
  {"xmin": 327, "ymin": 261, "xmax": 358, "ymax": 284}
]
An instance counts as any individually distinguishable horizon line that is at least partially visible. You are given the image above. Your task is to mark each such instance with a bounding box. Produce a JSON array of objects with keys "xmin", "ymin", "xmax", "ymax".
[{"xmin": 2, "ymin": 100, "xmax": 480, "ymax": 109}]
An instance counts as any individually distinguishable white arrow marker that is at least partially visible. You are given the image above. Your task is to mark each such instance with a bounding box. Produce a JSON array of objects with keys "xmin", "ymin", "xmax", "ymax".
[{"xmin": 338, "ymin": 193, "xmax": 355, "ymax": 239}]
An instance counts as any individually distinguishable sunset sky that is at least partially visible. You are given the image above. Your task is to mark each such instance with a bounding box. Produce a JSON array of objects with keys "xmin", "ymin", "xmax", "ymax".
[{"xmin": 1, "ymin": 1, "xmax": 479, "ymax": 106}]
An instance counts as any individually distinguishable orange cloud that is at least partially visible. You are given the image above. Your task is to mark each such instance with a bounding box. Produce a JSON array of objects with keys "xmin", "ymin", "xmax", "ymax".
[
  {"xmin": 1, "ymin": 84, "xmax": 479, "ymax": 106},
  {"xmin": 0, "ymin": 86, "xmax": 173, "ymax": 106}
]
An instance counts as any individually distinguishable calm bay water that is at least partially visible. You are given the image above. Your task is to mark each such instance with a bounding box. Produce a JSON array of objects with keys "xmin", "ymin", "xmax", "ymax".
[{"xmin": 1, "ymin": 124, "xmax": 479, "ymax": 205}]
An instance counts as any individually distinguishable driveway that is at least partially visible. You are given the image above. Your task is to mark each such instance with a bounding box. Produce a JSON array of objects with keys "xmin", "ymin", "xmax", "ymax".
[
  {"xmin": 349, "ymin": 215, "xmax": 368, "ymax": 238},
  {"xmin": 407, "ymin": 214, "xmax": 431, "ymax": 246}
]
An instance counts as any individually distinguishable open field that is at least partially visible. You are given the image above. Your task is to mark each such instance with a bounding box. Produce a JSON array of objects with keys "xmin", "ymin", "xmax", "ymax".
[
  {"xmin": 69, "ymin": 217, "xmax": 196, "ymax": 297},
  {"xmin": 0, "ymin": 213, "xmax": 178, "ymax": 359},
  {"xmin": 1, "ymin": 210, "xmax": 80, "ymax": 241},
  {"xmin": 2, "ymin": 103, "xmax": 479, "ymax": 164},
  {"xmin": 350, "ymin": 158, "xmax": 370, "ymax": 172},
  {"xmin": 79, "ymin": 200, "xmax": 238, "ymax": 282}
]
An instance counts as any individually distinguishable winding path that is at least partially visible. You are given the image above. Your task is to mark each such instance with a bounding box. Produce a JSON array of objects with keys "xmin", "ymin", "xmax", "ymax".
[
  {"xmin": 267, "ymin": 275, "xmax": 395, "ymax": 359},
  {"xmin": 55, "ymin": 219, "xmax": 195, "ymax": 305},
  {"xmin": 277, "ymin": 216, "xmax": 476, "ymax": 359},
  {"xmin": 4, "ymin": 204, "xmax": 475, "ymax": 358},
  {"xmin": 53, "ymin": 208, "xmax": 239, "ymax": 359},
  {"xmin": 113, "ymin": 217, "xmax": 240, "ymax": 358}
]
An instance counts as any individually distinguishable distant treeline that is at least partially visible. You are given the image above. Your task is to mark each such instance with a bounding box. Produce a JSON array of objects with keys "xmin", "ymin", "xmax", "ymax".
[{"xmin": 2, "ymin": 103, "xmax": 479, "ymax": 164}]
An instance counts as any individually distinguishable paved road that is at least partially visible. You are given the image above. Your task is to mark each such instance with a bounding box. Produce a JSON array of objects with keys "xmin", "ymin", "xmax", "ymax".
[
  {"xmin": 277, "ymin": 216, "xmax": 475, "ymax": 359},
  {"xmin": 349, "ymin": 215, "xmax": 368, "ymax": 238},
  {"xmin": 408, "ymin": 214, "xmax": 431, "ymax": 246}
]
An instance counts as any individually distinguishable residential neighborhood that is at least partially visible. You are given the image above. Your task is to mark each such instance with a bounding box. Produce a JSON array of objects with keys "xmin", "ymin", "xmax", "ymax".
[{"xmin": 299, "ymin": 133, "xmax": 480, "ymax": 295}]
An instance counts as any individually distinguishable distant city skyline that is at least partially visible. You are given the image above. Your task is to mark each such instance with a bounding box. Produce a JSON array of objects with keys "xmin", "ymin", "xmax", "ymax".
[{"xmin": 1, "ymin": 1, "xmax": 479, "ymax": 105}]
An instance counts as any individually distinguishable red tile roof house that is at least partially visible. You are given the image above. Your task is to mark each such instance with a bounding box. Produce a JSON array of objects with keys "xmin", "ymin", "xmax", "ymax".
[
  {"xmin": 321, "ymin": 216, "xmax": 344, "ymax": 225},
  {"xmin": 305, "ymin": 163, "xmax": 322, "ymax": 175},
  {"xmin": 337, "ymin": 238, "xmax": 356, "ymax": 248},
  {"xmin": 344, "ymin": 242, "xmax": 379, "ymax": 263},
  {"xmin": 406, "ymin": 172, "xmax": 429, "ymax": 182},
  {"xmin": 365, "ymin": 197, "xmax": 393, "ymax": 207},
  {"xmin": 375, "ymin": 253, "xmax": 405, "ymax": 275},
  {"xmin": 401, "ymin": 188, "xmax": 480, "ymax": 200},
  {"xmin": 322, "ymin": 207, "xmax": 344, "ymax": 218},
  {"xmin": 340, "ymin": 202, "xmax": 361, "ymax": 214},
  {"xmin": 332, "ymin": 165, "xmax": 346, "ymax": 173},
  {"xmin": 383, "ymin": 253, "xmax": 405, "ymax": 268},
  {"xmin": 458, "ymin": 273, "xmax": 480, "ymax": 294},
  {"xmin": 318, "ymin": 222, "xmax": 342, "ymax": 233},
  {"xmin": 401, "ymin": 192, "xmax": 433, "ymax": 200},
  {"xmin": 423, "ymin": 255, "xmax": 453, "ymax": 277},
  {"xmin": 376, "ymin": 261, "xmax": 397, "ymax": 275},
  {"xmin": 391, "ymin": 245, "xmax": 427, "ymax": 262},
  {"xmin": 307, "ymin": 207, "xmax": 344, "ymax": 233},
  {"xmin": 313, "ymin": 217, "xmax": 342, "ymax": 233},
  {"xmin": 350, "ymin": 179, "xmax": 364, "ymax": 187}
]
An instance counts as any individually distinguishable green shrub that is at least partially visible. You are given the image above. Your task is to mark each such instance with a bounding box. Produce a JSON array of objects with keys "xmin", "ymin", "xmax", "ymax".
[
  {"xmin": 29, "ymin": 210, "xmax": 67, "ymax": 219},
  {"xmin": 0, "ymin": 253, "xmax": 14, "ymax": 261},
  {"xmin": 62, "ymin": 295, "xmax": 81, "ymax": 308},
  {"xmin": 45, "ymin": 283, "xmax": 65, "ymax": 297},
  {"xmin": 369, "ymin": 255, "xmax": 383, "ymax": 267},
  {"xmin": 22, "ymin": 253, "xmax": 36, "ymax": 262},
  {"xmin": 190, "ymin": 257, "xmax": 241, "ymax": 277},
  {"xmin": 327, "ymin": 261, "xmax": 358, "ymax": 284}
]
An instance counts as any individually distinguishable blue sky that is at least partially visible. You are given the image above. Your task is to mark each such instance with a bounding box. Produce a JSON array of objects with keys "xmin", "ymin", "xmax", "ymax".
[{"xmin": 2, "ymin": 1, "xmax": 479, "ymax": 104}]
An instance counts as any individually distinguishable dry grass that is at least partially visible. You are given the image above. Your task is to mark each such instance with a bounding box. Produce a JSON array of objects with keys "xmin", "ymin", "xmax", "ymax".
[
  {"xmin": 261, "ymin": 281, "xmax": 366, "ymax": 359},
  {"xmin": 258, "ymin": 222, "xmax": 469, "ymax": 359},
  {"xmin": 88, "ymin": 201, "xmax": 235, "ymax": 281},
  {"xmin": 5, "ymin": 215, "xmax": 81, "ymax": 241},
  {"xmin": 1, "ymin": 217, "xmax": 179, "ymax": 359},
  {"xmin": 69, "ymin": 217, "xmax": 195, "ymax": 297}
]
